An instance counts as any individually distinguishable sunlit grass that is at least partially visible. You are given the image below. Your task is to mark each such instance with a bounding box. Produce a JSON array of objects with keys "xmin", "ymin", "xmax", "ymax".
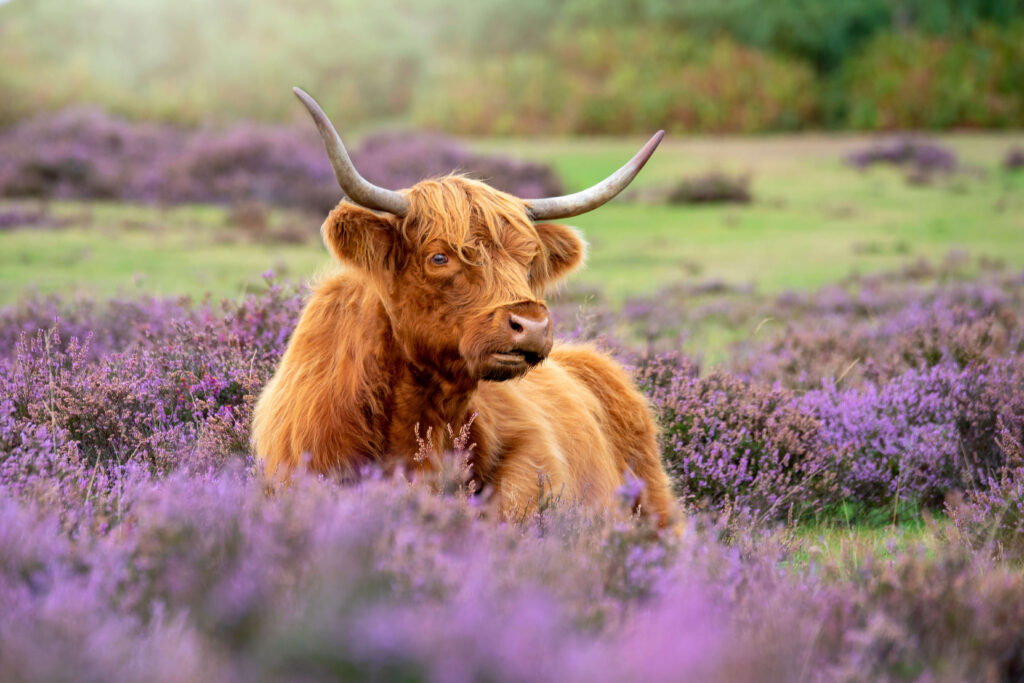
[
  {"xmin": 0, "ymin": 201, "xmax": 331, "ymax": 303},
  {"xmin": 782, "ymin": 499, "xmax": 947, "ymax": 573}
]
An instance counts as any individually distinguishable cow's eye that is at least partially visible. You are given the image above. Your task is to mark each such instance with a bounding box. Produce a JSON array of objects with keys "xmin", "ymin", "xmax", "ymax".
[{"xmin": 430, "ymin": 253, "xmax": 449, "ymax": 266}]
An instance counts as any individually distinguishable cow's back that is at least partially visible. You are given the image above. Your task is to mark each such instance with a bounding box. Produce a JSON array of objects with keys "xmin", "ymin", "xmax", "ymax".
[{"xmin": 472, "ymin": 343, "xmax": 673, "ymax": 518}]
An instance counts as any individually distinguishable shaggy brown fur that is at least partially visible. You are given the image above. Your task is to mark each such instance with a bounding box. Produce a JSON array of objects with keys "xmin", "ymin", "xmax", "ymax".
[{"xmin": 252, "ymin": 176, "xmax": 675, "ymax": 521}]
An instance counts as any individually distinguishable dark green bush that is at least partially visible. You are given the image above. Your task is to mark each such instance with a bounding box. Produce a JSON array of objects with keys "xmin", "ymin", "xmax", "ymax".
[
  {"xmin": 631, "ymin": 0, "xmax": 1022, "ymax": 71},
  {"xmin": 835, "ymin": 23, "xmax": 1024, "ymax": 129}
]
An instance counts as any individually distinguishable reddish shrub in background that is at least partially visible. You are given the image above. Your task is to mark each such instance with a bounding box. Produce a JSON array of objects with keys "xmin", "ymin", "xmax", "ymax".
[{"xmin": 415, "ymin": 29, "xmax": 819, "ymax": 135}]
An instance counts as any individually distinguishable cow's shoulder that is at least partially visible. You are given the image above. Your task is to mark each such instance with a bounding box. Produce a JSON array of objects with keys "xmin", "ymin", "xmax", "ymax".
[
  {"xmin": 296, "ymin": 268, "xmax": 390, "ymax": 347},
  {"xmin": 308, "ymin": 267, "xmax": 377, "ymax": 311},
  {"xmin": 475, "ymin": 342, "xmax": 644, "ymax": 422},
  {"xmin": 547, "ymin": 343, "xmax": 637, "ymax": 392},
  {"xmin": 546, "ymin": 342, "xmax": 655, "ymax": 433}
]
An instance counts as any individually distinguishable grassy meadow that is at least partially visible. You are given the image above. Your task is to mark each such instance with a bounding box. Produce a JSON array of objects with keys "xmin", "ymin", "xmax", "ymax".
[
  {"xmin": 498, "ymin": 133, "xmax": 1024, "ymax": 297},
  {"xmin": 3, "ymin": 132, "xmax": 1022, "ymax": 308}
]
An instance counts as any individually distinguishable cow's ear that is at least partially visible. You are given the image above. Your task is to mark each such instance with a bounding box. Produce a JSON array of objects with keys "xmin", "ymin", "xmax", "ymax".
[
  {"xmin": 534, "ymin": 223, "xmax": 587, "ymax": 286},
  {"xmin": 321, "ymin": 202, "xmax": 401, "ymax": 271}
]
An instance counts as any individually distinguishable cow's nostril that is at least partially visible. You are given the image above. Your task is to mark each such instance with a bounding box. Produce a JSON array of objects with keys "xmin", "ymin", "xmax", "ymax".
[{"xmin": 507, "ymin": 312, "xmax": 551, "ymax": 349}]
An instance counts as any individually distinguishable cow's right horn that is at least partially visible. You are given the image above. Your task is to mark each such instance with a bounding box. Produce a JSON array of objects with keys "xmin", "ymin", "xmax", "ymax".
[
  {"xmin": 293, "ymin": 87, "xmax": 410, "ymax": 217},
  {"xmin": 525, "ymin": 130, "xmax": 664, "ymax": 221}
]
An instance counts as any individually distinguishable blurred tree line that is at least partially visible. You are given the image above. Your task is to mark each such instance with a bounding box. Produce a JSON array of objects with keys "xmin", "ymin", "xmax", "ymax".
[{"xmin": 1, "ymin": 0, "xmax": 1022, "ymax": 133}]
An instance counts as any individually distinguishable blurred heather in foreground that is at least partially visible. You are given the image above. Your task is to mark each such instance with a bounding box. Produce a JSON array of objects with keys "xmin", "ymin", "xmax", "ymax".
[
  {"xmin": 0, "ymin": 109, "xmax": 563, "ymax": 212},
  {"xmin": 0, "ymin": 465, "xmax": 1019, "ymax": 681},
  {"xmin": 3, "ymin": 455, "xmax": 1024, "ymax": 680}
]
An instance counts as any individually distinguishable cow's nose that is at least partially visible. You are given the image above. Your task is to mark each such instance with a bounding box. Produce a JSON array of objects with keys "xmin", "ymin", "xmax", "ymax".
[{"xmin": 507, "ymin": 312, "xmax": 550, "ymax": 351}]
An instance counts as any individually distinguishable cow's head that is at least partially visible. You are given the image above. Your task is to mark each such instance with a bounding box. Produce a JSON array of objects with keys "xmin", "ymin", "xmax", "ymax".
[{"xmin": 295, "ymin": 87, "xmax": 662, "ymax": 383}]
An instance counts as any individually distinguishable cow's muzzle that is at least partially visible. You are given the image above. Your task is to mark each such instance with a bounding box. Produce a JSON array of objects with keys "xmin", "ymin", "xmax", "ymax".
[{"xmin": 478, "ymin": 302, "xmax": 553, "ymax": 381}]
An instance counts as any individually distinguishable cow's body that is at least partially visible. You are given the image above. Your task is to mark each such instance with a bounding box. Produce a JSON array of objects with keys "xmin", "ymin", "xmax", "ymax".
[
  {"xmin": 473, "ymin": 347, "xmax": 674, "ymax": 517},
  {"xmin": 252, "ymin": 265, "xmax": 675, "ymax": 520}
]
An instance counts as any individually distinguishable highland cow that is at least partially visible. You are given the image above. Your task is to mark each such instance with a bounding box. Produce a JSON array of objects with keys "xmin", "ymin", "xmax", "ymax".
[{"xmin": 252, "ymin": 88, "xmax": 675, "ymax": 521}]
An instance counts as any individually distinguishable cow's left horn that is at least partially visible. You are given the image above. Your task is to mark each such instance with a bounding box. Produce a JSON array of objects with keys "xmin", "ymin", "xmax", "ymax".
[
  {"xmin": 525, "ymin": 131, "xmax": 664, "ymax": 221},
  {"xmin": 293, "ymin": 87, "xmax": 410, "ymax": 217}
]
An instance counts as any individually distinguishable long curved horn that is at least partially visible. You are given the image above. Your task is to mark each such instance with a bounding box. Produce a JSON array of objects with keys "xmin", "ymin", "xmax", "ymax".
[
  {"xmin": 293, "ymin": 87, "xmax": 410, "ymax": 217},
  {"xmin": 526, "ymin": 131, "xmax": 664, "ymax": 221}
]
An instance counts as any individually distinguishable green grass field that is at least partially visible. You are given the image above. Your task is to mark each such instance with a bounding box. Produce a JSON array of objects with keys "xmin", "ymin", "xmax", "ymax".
[
  {"xmin": 493, "ymin": 133, "xmax": 1024, "ymax": 297},
  {"xmin": 2, "ymin": 133, "xmax": 1023, "ymax": 306}
]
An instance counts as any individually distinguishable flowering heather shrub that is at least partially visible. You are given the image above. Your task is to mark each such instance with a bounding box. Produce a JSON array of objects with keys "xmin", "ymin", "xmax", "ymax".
[
  {"xmin": 610, "ymin": 267, "xmax": 1024, "ymax": 516},
  {"xmin": 744, "ymin": 298, "xmax": 1021, "ymax": 389},
  {"xmin": 0, "ymin": 294, "xmax": 193, "ymax": 363},
  {"xmin": 845, "ymin": 135, "xmax": 958, "ymax": 174},
  {"xmin": 4, "ymin": 464, "xmax": 1024, "ymax": 680},
  {"xmin": 159, "ymin": 123, "xmax": 340, "ymax": 212},
  {"xmin": 353, "ymin": 131, "xmax": 563, "ymax": 199},
  {"xmin": 805, "ymin": 359, "xmax": 1024, "ymax": 508},
  {"xmin": 1005, "ymin": 147, "xmax": 1024, "ymax": 172},
  {"xmin": 666, "ymin": 172, "xmax": 752, "ymax": 205},
  {"xmin": 637, "ymin": 354, "xmax": 834, "ymax": 520},
  {"xmin": 0, "ymin": 469, "xmax": 809, "ymax": 682},
  {"xmin": 613, "ymin": 266, "xmax": 1024, "ymax": 517},
  {"xmin": 0, "ymin": 278, "xmax": 303, "ymax": 526},
  {"xmin": 4, "ymin": 266, "xmax": 1024, "ymax": 523},
  {"xmin": 0, "ymin": 110, "xmax": 563, "ymax": 211},
  {"xmin": 680, "ymin": 269, "xmax": 1024, "ymax": 390},
  {"xmin": 0, "ymin": 108, "xmax": 183, "ymax": 202},
  {"xmin": 950, "ymin": 425, "xmax": 1024, "ymax": 562},
  {"xmin": 814, "ymin": 547, "xmax": 1024, "ymax": 681}
]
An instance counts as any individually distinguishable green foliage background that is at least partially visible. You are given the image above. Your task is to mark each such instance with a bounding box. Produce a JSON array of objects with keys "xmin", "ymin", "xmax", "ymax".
[{"xmin": 1, "ymin": 0, "xmax": 1022, "ymax": 132}]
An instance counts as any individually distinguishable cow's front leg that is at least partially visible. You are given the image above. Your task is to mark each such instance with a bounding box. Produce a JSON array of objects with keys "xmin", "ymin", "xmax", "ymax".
[{"xmin": 490, "ymin": 449, "xmax": 572, "ymax": 522}]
